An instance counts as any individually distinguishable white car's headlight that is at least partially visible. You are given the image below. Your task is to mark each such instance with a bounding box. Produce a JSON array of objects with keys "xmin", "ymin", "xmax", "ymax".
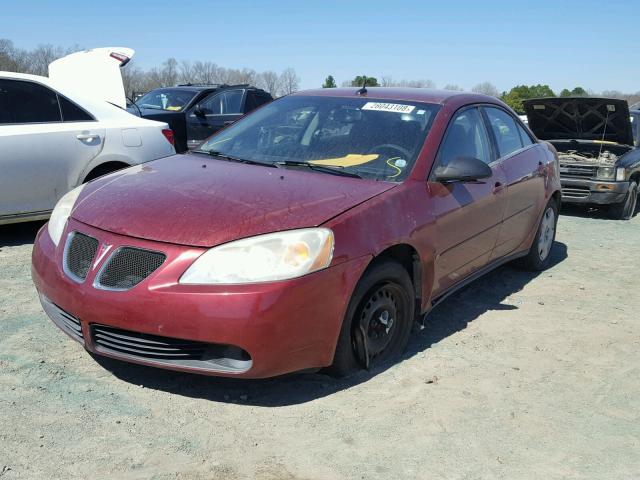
[
  {"xmin": 180, "ymin": 228, "xmax": 334, "ymax": 284},
  {"xmin": 47, "ymin": 185, "xmax": 85, "ymax": 247}
]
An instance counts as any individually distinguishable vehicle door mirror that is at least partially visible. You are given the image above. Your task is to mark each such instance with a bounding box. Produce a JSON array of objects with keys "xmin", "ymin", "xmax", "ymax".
[
  {"xmin": 193, "ymin": 106, "xmax": 206, "ymax": 118},
  {"xmin": 434, "ymin": 156, "xmax": 492, "ymax": 183}
]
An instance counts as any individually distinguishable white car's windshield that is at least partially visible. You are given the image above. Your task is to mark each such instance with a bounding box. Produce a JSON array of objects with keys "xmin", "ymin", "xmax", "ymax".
[{"xmin": 197, "ymin": 95, "xmax": 440, "ymax": 181}]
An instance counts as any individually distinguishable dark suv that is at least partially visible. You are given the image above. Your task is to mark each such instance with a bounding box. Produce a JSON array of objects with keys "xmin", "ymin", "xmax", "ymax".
[{"xmin": 128, "ymin": 84, "xmax": 272, "ymax": 152}]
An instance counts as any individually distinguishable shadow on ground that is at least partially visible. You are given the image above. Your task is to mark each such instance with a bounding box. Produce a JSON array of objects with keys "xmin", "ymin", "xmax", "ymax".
[
  {"xmin": 0, "ymin": 221, "xmax": 45, "ymax": 247},
  {"xmin": 93, "ymin": 242, "xmax": 568, "ymax": 406}
]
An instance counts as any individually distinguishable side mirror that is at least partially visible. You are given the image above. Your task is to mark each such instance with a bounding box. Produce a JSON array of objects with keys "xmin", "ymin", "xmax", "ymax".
[
  {"xmin": 193, "ymin": 106, "xmax": 206, "ymax": 118},
  {"xmin": 434, "ymin": 156, "xmax": 492, "ymax": 183}
]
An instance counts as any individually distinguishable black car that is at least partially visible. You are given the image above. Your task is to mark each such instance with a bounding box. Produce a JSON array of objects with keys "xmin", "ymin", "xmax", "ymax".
[
  {"xmin": 128, "ymin": 84, "xmax": 272, "ymax": 152},
  {"xmin": 524, "ymin": 97, "xmax": 640, "ymax": 219}
]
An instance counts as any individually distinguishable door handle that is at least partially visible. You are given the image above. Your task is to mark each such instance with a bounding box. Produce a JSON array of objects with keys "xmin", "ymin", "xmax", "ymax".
[
  {"xmin": 492, "ymin": 182, "xmax": 505, "ymax": 194},
  {"xmin": 223, "ymin": 120, "xmax": 235, "ymax": 126},
  {"xmin": 77, "ymin": 133, "xmax": 99, "ymax": 141}
]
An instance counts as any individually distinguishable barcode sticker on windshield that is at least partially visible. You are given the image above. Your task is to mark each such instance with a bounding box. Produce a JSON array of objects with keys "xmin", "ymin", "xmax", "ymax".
[{"xmin": 362, "ymin": 102, "xmax": 415, "ymax": 114}]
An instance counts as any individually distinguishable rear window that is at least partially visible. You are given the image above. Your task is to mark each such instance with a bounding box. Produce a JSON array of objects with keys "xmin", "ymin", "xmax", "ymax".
[{"xmin": 59, "ymin": 96, "xmax": 94, "ymax": 122}]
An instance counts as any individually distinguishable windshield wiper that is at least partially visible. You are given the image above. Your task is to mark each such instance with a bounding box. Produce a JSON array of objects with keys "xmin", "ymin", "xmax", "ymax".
[
  {"xmin": 192, "ymin": 150, "xmax": 278, "ymax": 168},
  {"xmin": 275, "ymin": 160, "xmax": 362, "ymax": 178}
]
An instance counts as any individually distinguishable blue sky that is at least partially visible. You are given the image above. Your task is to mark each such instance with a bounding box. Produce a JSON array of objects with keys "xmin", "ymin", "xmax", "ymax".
[{"xmin": 2, "ymin": 0, "xmax": 638, "ymax": 93}]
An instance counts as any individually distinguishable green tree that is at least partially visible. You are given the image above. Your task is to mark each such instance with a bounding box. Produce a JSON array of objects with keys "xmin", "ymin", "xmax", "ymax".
[
  {"xmin": 322, "ymin": 75, "xmax": 337, "ymax": 88},
  {"xmin": 350, "ymin": 75, "xmax": 379, "ymax": 87},
  {"xmin": 560, "ymin": 86, "xmax": 588, "ymax": 97},
  {"xmin": 501, "ymin": 84, "xmax": 556, "ymax": 114}
]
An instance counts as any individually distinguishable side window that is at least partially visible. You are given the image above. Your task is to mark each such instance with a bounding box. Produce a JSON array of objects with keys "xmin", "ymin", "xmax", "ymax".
[
  {"xmin": 0, "ymin": 79, "xmax": 61, "ymax": 124},
  {"xmin": 221, "ymin": 90, "xmax": 243, "ymax": 114},
  {"xmin": 199, "ymin": 90, "xmax": 244, "ymax": 115},
  {"xmin": 484, "ymin": 107, "xmax": 523, "ymax": 158},
  {"xmin": 0, "ymin": 80, "xmax": 13, "ymax": 124},
  {"xmin": 437, "ymin": 107, "xmax": 493, "ymax": 167},
  {"xmin": 517, "ymin": 122, "xmax": 535, "ymax": 147},
  {"xmin": 59, "ymin": 96, "xmax": 94, "ymax": 122}
]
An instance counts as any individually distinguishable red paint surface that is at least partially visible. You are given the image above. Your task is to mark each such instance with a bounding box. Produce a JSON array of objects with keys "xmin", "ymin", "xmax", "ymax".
[{"xmin": 32, "ymin": 89, "xmax": 561, "ymax": 378}]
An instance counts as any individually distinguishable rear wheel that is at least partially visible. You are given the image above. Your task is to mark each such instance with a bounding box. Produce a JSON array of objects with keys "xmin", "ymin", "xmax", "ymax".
[
  {"xmin": 326, "ymin": 261, "xmax": 414, "ymax": 377},
  {"xmin": 608, "ymin": 181, "xmax": 638, "ymax": 220},
  {"xmin": 516, "ymin": 198, "xmax": 558, "ymax": 271}
]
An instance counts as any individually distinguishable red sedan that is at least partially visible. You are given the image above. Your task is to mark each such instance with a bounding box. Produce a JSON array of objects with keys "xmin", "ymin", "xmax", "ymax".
[{"xmin": 32, "ymin": 88, "xmax": 561, "ymax": 378}]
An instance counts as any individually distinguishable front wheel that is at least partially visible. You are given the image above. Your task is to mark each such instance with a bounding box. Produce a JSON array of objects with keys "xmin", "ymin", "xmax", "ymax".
[
  {"xmin": 326, "ymin": 261, "xmax": 415, "ymax": 377},
  {"xmin": 608, "ymin": 181, "xmax": 638, "ymax": 220},
  {"xmin": 516, "ymin": 198, "xmax": 558, "ymax": 271}
]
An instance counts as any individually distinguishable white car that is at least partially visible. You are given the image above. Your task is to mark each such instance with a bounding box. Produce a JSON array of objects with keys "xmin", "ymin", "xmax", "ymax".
[{"xmin": 0, "ymin": 48, "xmax": 176, "ymax": 225}]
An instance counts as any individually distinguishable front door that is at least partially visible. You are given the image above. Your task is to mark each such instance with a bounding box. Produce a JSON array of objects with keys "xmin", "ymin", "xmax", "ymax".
[
  {"xmin": 186, "ymin": 89, "xmax": 245, "ymax": 150},
  {"xmin": 427, "ymin": 106, "xmax": 507, "ymax": 295}
]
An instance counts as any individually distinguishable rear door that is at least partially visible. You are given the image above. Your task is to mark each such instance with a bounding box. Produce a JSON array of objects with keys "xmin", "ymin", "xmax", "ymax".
[
  {"xmin": 482, "ymin": 106, "xmax": 546, "ymax": 259},
  {"xmin": 0, "ymin": 79, "xmax": 104, "ymax": 218},
  {"xmin": 185, "ymin": 89, "xmax": 245, "ymax": 149},
  {"xmin": 428, "ymin": 106, "xmax": 507, "ymax": 295}
]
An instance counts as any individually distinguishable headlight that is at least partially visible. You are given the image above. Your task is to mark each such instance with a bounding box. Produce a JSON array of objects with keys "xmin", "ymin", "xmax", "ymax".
[
  {"xmin": 47, "ymin": 185, "xmax": 85, "ymax": 247},
  {"xmin": 615, "ymin": 167, "xmax": 626, "ymax": 182},
  {"xmin": 180, "ymin": 228, "xmax": 334, "ymax": 284},
  {"xmin": 596, "ymin": 166, "xmax": 615, "ymax": 180}
]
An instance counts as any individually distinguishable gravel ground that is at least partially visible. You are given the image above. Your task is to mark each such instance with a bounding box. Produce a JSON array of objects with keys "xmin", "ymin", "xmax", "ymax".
[{"xmin": 1, "ymin": 207, "xmax": 639, "ymax": 480}]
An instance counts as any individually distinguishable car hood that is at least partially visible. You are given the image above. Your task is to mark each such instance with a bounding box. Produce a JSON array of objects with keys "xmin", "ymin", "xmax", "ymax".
[
  {"xmin": 71, "ymin": 154, "xmax": 397, "ymax": 247},
  {"xmin": 523, "ymin": 97, "xmax": 633, "ymax": 145}
]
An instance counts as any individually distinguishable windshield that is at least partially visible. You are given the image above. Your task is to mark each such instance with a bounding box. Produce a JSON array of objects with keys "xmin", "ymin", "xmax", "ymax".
[
  {"xmin": 197, "ymin": 95, "xmax": 441, "ymax": 181},
  {"xmin": 135, "ymin": 88, "xmax": 197, "ymax": 112}
]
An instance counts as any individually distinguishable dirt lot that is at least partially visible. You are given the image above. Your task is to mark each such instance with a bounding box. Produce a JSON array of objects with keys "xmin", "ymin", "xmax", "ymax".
[{"xmin": 1, "ymin": 207, "xmax": 639, "ymax": 480}]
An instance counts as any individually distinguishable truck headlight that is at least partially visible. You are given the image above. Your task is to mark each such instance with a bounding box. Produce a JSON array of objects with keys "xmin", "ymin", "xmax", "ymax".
[
  {"xmin": 47, "ymin": 185, "xmax": 85, "ymax": 247},
  {"xmin": 596, "ymin": 167, "xmax": 615, "ymax": 180},
  {"xmin": 179, "ymin": 228, "xmax": 334, "ymax": 284}
]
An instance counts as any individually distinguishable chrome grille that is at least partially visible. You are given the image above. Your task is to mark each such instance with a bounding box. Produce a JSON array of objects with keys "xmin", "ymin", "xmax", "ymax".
[
  {"xmin": 64, "ymin": 232, "xmax": 99, "ymax": 281},
  {"xmin": 39, "ymin": 295, "xmax": 84, "ymax": 343},
  {"xmin": 96, "ymin": 247, "xmax": 165, "ymax": 290},
  {"xmin": 91, "ymin": 325, "xmax": 207, "ymax": 359},
  {"xmin": 559, "ymin": 164, "xmax": 597, "ymax": 178},
  {"xmin": 90, "ymin": 325, "xmax": 253, "ymax": 373}
]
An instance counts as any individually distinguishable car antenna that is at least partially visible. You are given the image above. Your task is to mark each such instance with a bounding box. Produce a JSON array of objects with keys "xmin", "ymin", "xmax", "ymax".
[{"xmin": 356, "ymin": 76, "xmax": 367, "ymax": 96}]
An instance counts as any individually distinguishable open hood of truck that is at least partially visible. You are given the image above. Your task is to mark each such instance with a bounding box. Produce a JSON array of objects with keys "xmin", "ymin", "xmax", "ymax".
[
  {"xmin": 523, "ymin": 97, "xmax": 633, "ymax": 146},
  {"xmin": 48, "ymin": 47, "xmax": 134, "ymax": 109}
]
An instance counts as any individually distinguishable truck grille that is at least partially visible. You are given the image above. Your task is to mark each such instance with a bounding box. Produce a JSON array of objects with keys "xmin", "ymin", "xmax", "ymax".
[
  {"xmin": 96, "ymin": 247, "xmax": 165, "ymax": 290},
  {"xmin": 559, "ymin": 164, "xmax": 597, "ymax": 178},
  {"xmin": 64, "ymin": 232, "xmax": 99, "ymax": 281}
]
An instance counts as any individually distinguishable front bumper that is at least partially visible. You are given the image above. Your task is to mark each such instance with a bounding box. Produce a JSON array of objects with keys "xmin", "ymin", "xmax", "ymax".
[
  {"xmin": 31, "ymin": 219, "xmax": 369, "ymax": 378},
  {"xmin": 560, "ymin": 177, "xmax": 629, "ymax": 205}
]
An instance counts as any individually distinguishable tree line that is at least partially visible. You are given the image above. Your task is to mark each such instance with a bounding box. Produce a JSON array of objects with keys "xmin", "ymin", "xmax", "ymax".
[
  {"xmin": 326, "ymin": 75, "xmax": 640, "ymax": 114},
  {"xmin": 0, "ymin": 38, "xmax": 299, "ymax": 99},
  {"xmin": 2, "ymin": 39, "xmax": 639, "ymax": 111}
]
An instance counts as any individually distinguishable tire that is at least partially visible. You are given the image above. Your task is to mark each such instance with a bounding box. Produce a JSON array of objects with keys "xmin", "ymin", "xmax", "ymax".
[
  {"xmin": 326, "ymin": 261, "xmax": 415, "ymax": 377},
  {"xmin": 516, "ymin": 198, "xmax": 558, "ymax": 271},
  {"xmin": 608, "ymin": 181, "xmax": 638, "ymax": 220}
]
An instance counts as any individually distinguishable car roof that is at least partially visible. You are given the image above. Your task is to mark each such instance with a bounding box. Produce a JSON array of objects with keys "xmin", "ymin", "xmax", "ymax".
[{"xmin": 291, "ymin": 87, "xmax": 500, "ymax": 106}]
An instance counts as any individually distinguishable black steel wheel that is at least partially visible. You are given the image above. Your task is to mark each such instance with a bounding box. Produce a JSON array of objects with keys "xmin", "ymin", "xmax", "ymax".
[{"xmin": 327, "ymin": 261, "xmax": 414, "ymax": 377}]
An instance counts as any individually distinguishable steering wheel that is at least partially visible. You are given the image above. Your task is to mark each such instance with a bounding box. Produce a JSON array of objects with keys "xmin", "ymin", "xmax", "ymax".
[{"xmin": 368, "ymin": 144, "xmax": 412, "ymax": 160}]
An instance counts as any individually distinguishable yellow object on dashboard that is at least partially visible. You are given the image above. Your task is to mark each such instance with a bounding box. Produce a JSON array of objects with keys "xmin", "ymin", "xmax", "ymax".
[{"xmin": 308, "ymin": 154, "xmax": 379, "ymax": 167}]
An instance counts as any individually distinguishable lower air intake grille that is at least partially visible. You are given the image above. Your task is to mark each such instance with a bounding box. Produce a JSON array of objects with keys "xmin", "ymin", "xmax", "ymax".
[
  {"xmin": 91, "ymin": 324, "xmax": 207, "ymax": 359},
  {"xmin": 89, "ymin": 325, "xmax": 253, "ymax": 373},
  {"xmin": 97, "ymin": 247, "xmax": 166, "ymax": 290},
  {"xmin": 64, "ymin": 232, "xmax": 99, "ymax": 281}
]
